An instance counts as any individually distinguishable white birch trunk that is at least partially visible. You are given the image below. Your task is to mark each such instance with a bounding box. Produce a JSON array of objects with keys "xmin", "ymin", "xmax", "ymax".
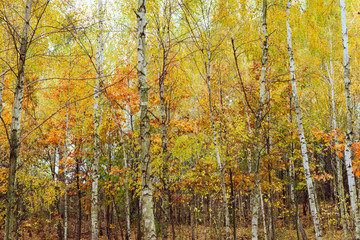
[
  {"xmin": 340, "ymin": 0, "xmax": 360, "ymax": 238},
  {"xmin": 63, "ymin": 35, "xmax": 73, "ymax": 240},
  {"xmin": 207, "ymin": 77, "xmax": 231, "ymax": 240},
  {"xmin": 157, "ymin": 4, "xmax": 172, "ymax": 238},
  {"xmin": 251, "ymin": 1, "xmax": 269, "ymax": 239},
  {"xmin": 0, "ymin": 69, "xmax": 5, "ymax": 116},
  {"xmin": 286, "ymin": 1, "xmax": 323, "ymax": 239},
  {"xmin": 260, "ymin": 185, "xmax": 268, "ymax": 240},
  {"xmin": 204, "ymin": 7, "xmax": 231, "ymax": 237},
  {"xmin": 327, "ymin": 59, "xmax": 348, "ymax": 239},
  {"xmin": 91, "ymin": 0, "xmax": 104, "ymax": 239},
  {"xmin": 64, "ymin": 103, "xmax": 69, "ymax": 240},
  {"xmin": 137, "ymin": 0, "xmax": 157, "ymax": 239},
  {"xmin": 0, "ymin": 30, "xmax": 6, "ymax": 117},
  {"xmin": 121, "ymin": 134, "xmax": 132, "ymax": 240},
  {"xmin": 4, "ymin": 1, "xmax": 32, "ymax": 239},
  {"xmin": 288, "ymin": 156, "xmax": 297, "ymax": 229}
]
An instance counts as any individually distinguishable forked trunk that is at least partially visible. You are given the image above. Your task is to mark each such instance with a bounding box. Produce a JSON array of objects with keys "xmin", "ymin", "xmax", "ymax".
[{"xmin": 251, "ymin": 1, "xmax": 269, "ymax": 239}]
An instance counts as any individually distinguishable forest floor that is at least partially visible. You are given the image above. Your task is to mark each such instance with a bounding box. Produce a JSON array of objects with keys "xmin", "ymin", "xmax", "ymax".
[
  {"xmin": 0, "ymin": 207, "xmax": 350, "ymax": 239},
  {"xmin": 2, "ymin": 219, "xmax": 349, "ymax": 240}
]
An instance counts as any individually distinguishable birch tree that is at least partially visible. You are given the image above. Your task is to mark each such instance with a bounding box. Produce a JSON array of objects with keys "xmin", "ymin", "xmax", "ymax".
[
  {"xmin": 286, "ymin": 0, "xmax": 323, "ymax": 239},
  {"xmin": 0, "ymin": 69, "xmax": 5, "ymax": 117},
  {"xmin": 4, "ymin": 1, "xmax": 33, "ymax": 239},
  {"xmin": 180, "ymin": 0, "xmax": 231, "ymax": 238},
  {"xmin": 203, "ymin": 3, "xmax": 231, "ymax": 239},
  {"xmin": 250, "ymin": 0, "xmax": 269, "ymax": 238},
  {"xmin": 154, "ymin": 1, "xmax": 173, "ymax": 238},
  {"xmin": 122, "ymin": 136, "xmax": 132, "ymax": 240},
  {"xmin": 137, "ymin": 0, "xmax": 157, "ymax": 239},
  {"xmin": 339, "ymin": 0, "xmax": 360, "ymax": 238},
  {"xmin": 0, "ymin": 32, "xmax": 7, "ymax": 118},
  {"xmin": 91, "ymin": 0, "xmax": 104, "ymax": 239},
  {"xmin": 231, "ymin": 1, "xmax": 269, "ymax": 235},
  {"xmin": 316, "ymin": 36, "xmax": 348, "ymax": 238},
  {"xmin": 63, "ymin": 36, "xmax": 73, "ymax": 240},
  {"xmin": 328, "ymin": 62, "xmax": 348, "ymax": 240}
]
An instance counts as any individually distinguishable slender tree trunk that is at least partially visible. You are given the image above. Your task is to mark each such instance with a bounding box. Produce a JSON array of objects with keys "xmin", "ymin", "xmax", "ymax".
[
  {"xmin": 298, "ymin": 218, "xmax": 309, "ymax": 240},
  {"xmin": 201, "ymin": 196, "xmax": 207, "ymax": 240},
  {"xmin": 0, "ymin": 29, "xmax": 7, "ymax": 118},
  {"xmin": 76, "ymin": 157, "xmax": 82, "ymax": 240},
  {"xmin": 260, "ymin": 186, "xmax": 268, "ymax": 240},
  {"xmin": 204, "ymin": 9, "xmax": 230, "ymax": 238},
  {"xmin": 251, "ymin": 1, "xmax": 269, "ymax": 239},
  {"xmin": 265, "ymin": 106, "xmax": 275, "ymax": 240},
  {"xmin": 190, "ymin": 195, "xmax": 195, "ymax": 240},
  {"xmin": 113, "ymin": 202, "xmax": 125, "ymax": 240},
  {"xmin": 137, "ymin": 0, "xmax": 156, "ymax": 239},
  {"xmin": 63, "ymin": 34, "xmax": 73, "ymax": 240},
  {"xmin": 340, "ymin": 0, "xmax": 360, "ymax": 238},
  {"xmin": 106, "ymin": 138, "xmax": 113, "ymax": 240},
  {"xmin": 289, "ymin": 153, "xmax": 307, "ymax": 240},
  {"xmin": 106, "ymin": 204, "xmax": 111, "ymax": 240},
  {"xmin": 54, "ymin": 148, "xmax": 64, "ymax": 240},
  {"xmin": 268, "ymin": 174, "xmax": 275, "ymax": 240},
  {"xmin": 286, "ymin": 1, "xmax": 323, "ymax": 239},
  {"xmin": 171, "ymin": 206, "xmax": 176, "ymax": 240},
  {"xmin": 157, "ymin": 4, "xmax": 172, "ymax": 238},
  {"xmin": 121, "ymin": 138, "xmax": 132, "ymax": 240},
  {"xmin": 4, "ymin": 1, "xmax": 32, "ymax": 239},
  {"xmin": 102, "ymin": 69, "xmax": 131, "ymax": 240},
  {"xmin": 0, "ymin": 69, "xmax": 5, "ymax": 117},
  {"xmin": 92, "ymin": 0, "xmax": 104, "ymax": 239},
  {"xmin": 136, "ymin": 198, "xmax": 142, "ymax": 240},
  {"xmin": 160, "ymin": 79, "xmax": 170, "ymax": 240},
  {"xmin": 327, "ymin": 55, "xmax": 348, "ymax": 239},
  {"xmin": 239, "ymin": 192, "xmax": 244, "ymax": 237},
  {"xmin": 64, "ymin": 103, "xmax": 69, "ymax": 240},
  {"xmin": 206, "ymin": 65, "xmax": 231, "ymax": 240},
  {"xmin": 229, "ymin": 168, "xmax": 236, "ymax": 240},
  {"xmin": 289, "ymin": 74, "xmax": 299, "ymax": 240}
]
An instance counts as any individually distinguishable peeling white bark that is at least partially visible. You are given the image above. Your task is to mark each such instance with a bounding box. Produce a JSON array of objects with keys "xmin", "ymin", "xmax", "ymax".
[
  {"xmin": 339, "ymin": 0, "xmax": 360, "ymax": 238},
  {"xmin": 286, "ymin": 1, "xmax": 323, "ymax": 239},
  {"xmin": 91, "ymin": 0, "xmax": 104, "ymax": 239},
  {"xmin": 0, "ymin": 69, "xmax": 5, "ymax": 116},
  {"xmin": 137, "ymin": 0, "xmax": 157, "ymax": 239}
]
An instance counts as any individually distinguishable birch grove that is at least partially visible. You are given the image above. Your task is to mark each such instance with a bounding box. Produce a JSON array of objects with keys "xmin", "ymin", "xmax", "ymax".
[{"xmin": 0, "ymin": 0, "xmax": 360, "ymax": 239}]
